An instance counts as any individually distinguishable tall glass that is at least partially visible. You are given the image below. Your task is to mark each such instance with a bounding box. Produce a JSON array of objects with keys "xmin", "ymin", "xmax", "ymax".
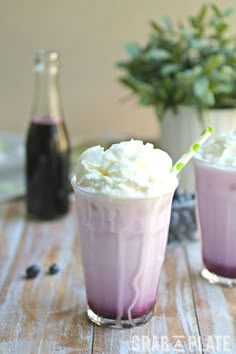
[
  {"xmin": 194, "ymin": 157, "xmax": 236, "ymax": 287},
  {"xmin": 72, "ymin": 176, "xmax": 177, "ymax": 328}
]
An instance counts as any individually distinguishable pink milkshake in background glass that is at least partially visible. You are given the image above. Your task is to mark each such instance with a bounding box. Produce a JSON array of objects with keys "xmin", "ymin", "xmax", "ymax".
[
  {"xmin": 193, "ymin": 131, "xmax": 236, "ymax": 287},
  {"xmin": 71, "ymin": 140, "xmax": 178, "ymax": 328}
]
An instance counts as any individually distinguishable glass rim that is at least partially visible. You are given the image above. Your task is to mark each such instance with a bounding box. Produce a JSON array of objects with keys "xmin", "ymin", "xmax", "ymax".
[
  {"xmin": 71, "ymin": 175, "xmax": 178, "ymax": 201},
  {"xmin": 193, "ymin": 154, "xmax": 236, "ymax": 172}
]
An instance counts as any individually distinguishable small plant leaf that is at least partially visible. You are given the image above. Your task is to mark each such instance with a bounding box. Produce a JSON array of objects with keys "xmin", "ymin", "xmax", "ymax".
[
  {"xmin": 194, "ymin": 76, "xmax": 209, "ymax": 96},
  {"xmin": 212, "ymin": 18, "xmax": 229, "ymax": 33},
  {"xmin": 147, "ymin": 48, "xmax": 170, "ymax": 60},
  {"xmin": 124, "ymin": 43, "xmax": 141, "ymax": 58},
  {"xmin": 203, "ymin": 91, "xmax": 215, "ymax": 106},
  {"xmin": 198, "ymin": 4, "xmax": 208, "ymax": 22},
  {"xmin": 161, "ymin": 16, "xmax": 173, "ymax": 32},
  {"xmin": 189, "ymin": 38, "xmax": 204, "ymax": 49},
  {"xmin": 160, "ymin": 64, "xmax": 180, "ymax": 75},
  {"xmin": 194, "ymin": 76, "xmax": 215, "ymax": 106},
  {"xmin": 204, "ymin": 54, "xmax": 224, "ymax": 72},
  {"xmin": 211, "ymin": 4, "xmax": 223, "ymax": 17},
  {"xmin": 180, "ymin": 28, "xmax": 196, "ymax": 37},
  {"xmin": 223, "ymin": 7, "xmax": 234, "ymax": 17},
  {"xmin": 149, "ymin": 20, "xmax": 164, "ymax": 34},
  {"xmin": 155, "ymin": 103, "xmax": 165, "ymax": 121},
  {"xmin": 177, "ymin": 66, "xmax": 203, "ymax": 84},
  {"xmin": 139, "ymin": 96, "xmax": 154, "ymax": 106}
]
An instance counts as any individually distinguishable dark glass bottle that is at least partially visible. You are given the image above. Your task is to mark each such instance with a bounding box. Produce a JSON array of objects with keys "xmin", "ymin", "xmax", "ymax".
[{"xmin": 26, "ymin": 50, "xmax": 70, "ymax": 220}]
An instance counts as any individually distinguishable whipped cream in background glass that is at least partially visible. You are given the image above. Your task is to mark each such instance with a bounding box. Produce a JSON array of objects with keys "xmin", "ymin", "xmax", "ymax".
[
  {"xmin": 71, "ymin": 139, "xmax": 177, "ymax": 328},
  {"xmin": 196, "ymin": 130, "xmax": 236, "ymax": 167},
  {"xmin": 73, "ymin": 139, "xmax": 177, "ymax": 198}
]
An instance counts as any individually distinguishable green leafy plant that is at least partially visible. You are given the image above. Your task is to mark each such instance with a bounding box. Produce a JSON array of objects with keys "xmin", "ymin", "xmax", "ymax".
[{"xmin": 118, "ymin": 4, "xmax": 236, "ymax": 121}]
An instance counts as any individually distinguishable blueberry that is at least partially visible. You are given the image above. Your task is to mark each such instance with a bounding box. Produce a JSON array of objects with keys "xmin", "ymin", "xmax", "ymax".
[
  {"xmin": 178, "ymin": 194, "xmax": 187, "ymax": 204},
  {"xmin": 182, "ymin": 210, "xmax": 193, "ymax": 225},
  {"xmin": 49, "ymin": 264, "xmax": 60, "ymax": 275},
  {"xmin": 184, "ymin": 192, "xmax": 193, "ymax": 201},
  {"xmin": 173, "ymin": 187, "xmax": 182, "ymax": 200},
  {"xmin": 26, "ymin": 264, "xmax": 40, "ymax": 279}
]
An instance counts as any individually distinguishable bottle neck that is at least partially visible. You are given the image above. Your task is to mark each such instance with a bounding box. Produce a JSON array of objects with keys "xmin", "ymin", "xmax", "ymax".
[{"xmin": 31, "ymin": 65, "xmax": 63, "ymax": 124}]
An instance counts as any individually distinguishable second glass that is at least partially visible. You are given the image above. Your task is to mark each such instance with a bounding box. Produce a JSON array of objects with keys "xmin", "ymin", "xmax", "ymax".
[{"xmin": 194, "ymin": 157, "xmax": 236, "ymax": 287}]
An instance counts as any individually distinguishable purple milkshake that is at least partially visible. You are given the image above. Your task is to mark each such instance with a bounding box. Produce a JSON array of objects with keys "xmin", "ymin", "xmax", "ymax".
[
  {"xmin": 72, "ymin": 140, "xmax": 177, "ymax": 327},
  {"xmin": 194, "ymin": 131, "xmax": 236, "ymax": 286}
]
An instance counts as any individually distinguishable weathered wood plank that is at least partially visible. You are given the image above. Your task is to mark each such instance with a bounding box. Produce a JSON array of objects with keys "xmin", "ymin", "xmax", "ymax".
[
  {"xmin": 0, "ymin": 202, "xmax": 25, "ymax": 293},
  {"xmin": 185, "ymin": 242, "xmax": 236, "ymax": 354},
  {"xmin": 92, "ymin": 244, "xmax": 202, "ymax": 354},
  {"xmin": 0, "ymin": 202, "xmax": 93, "ymax": 354}
]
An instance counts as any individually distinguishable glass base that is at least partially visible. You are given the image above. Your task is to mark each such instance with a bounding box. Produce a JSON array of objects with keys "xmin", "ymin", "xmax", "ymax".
[
  {"xmin": 201, "ymin": 268, "xmax": 236, "ymax": 287},
  {"xmin": 87, "ymin": 306, "xmax": 154, "ymax": 329}
]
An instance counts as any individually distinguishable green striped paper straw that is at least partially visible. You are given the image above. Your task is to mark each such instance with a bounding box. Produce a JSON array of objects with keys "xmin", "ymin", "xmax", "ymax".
[{"xmin": 171, "ymin": 126, "xmax": 214, "ymax": 175}]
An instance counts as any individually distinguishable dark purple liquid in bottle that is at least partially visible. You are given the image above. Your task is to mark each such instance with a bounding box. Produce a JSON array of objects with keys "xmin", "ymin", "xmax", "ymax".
[{"xmin": 26, "ymin": 116, "xmax": 70, "ymax": 220}]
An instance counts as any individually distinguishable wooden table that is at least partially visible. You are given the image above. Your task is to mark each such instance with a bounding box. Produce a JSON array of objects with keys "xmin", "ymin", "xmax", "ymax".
[{"xmin": 0, "ymin": 201, "xmax": 236, "ymax": 354}]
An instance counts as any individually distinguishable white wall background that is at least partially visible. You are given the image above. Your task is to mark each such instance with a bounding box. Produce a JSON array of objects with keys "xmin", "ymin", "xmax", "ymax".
[{"xmin": 0, "ymin": 0, "xmax": 235, "ymax": 140}]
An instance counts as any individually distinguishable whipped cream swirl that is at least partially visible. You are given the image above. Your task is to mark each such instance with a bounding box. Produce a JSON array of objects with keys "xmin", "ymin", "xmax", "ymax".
[
  {"xmin": 73, "ymin": 140, "xmax": 177, "ymax": 198},
  {"xmin": 196, "ymin": 131, "xmax": 236, "ymax": 167}
]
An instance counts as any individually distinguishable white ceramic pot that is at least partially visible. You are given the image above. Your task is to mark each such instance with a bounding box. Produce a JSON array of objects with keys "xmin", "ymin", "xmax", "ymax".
[{"xmin": 159, "ymin": 108, "xmax": 236, "ymax": 191}]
